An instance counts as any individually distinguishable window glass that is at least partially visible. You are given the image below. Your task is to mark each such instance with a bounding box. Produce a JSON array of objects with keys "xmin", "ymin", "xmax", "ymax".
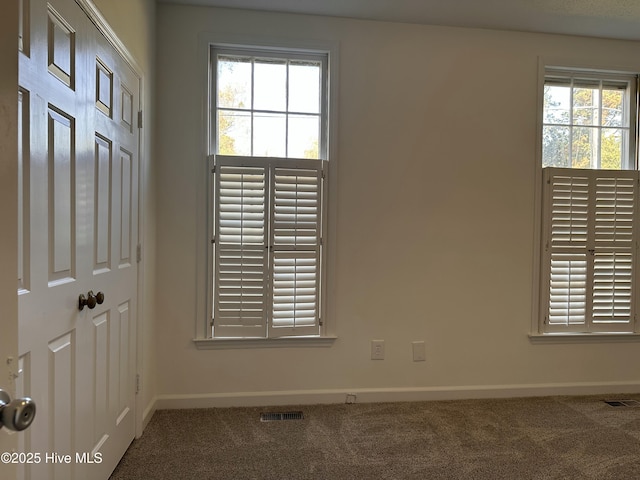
[
  {"xmin": 217, "ymin": 56, "xmax": 251, "ymax": 109},
  {"xmin": 289, "ymin": 61, "xmax": 321, "ymax": 114},
  {"xmin": 254, "ymin": 59, "xmax": 287, "ymax": 111}
]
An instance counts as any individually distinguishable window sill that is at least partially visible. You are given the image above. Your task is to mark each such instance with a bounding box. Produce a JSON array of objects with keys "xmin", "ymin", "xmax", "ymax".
[
  {"xmin": 529, "ymin": 333, "xmax": 640, "ymax": 344},
  {"xmin": 193, "ymin": 336, "xmax": 337, "ymax": 350}
]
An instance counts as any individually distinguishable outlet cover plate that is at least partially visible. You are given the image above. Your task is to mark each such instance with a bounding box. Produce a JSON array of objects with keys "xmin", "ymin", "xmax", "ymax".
[{"xmin": 371, "ymin": 340, "xmax": 385, "ymax": 360}]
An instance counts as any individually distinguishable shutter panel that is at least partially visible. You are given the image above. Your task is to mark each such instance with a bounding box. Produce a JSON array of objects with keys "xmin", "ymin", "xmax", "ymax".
[
  {"xmin": 213, "ymin": 159, "xmax": 268, "ymax": 337},
  {"xmin": 546, "ymin": 171, "xmax": 589, "ymax": 329},
  {"xmin": 269, "ymin": 161, "xmax": 322, "ymax": 337},
  {"xmin": 592, "ymin": 173, "xmax": 636, "ymax": 329},
  {"xmin": 542, "ymin": 168, "xmax": 638, "ymax": 333}
]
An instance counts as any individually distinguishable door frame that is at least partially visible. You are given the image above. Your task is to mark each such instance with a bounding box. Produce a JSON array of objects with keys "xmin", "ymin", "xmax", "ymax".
[
  {"xmin": 74, "ymin": 0, "xmax": 147, "ymax": 439},
  {"xmin": 0, "ymin": 1, "xmax": 19, "ymax": 476}
]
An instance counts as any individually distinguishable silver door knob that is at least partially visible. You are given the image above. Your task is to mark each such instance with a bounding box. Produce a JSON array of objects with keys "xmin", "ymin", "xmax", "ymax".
[{"xmin": 0, "ymin": 389, "xmax": 36, "ymax": 431}]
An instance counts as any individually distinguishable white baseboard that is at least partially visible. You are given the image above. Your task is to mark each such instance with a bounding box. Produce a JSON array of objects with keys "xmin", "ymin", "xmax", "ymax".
[{"xmin": 154, "ymin": 381, "xmax": 640, "ymax": 410}]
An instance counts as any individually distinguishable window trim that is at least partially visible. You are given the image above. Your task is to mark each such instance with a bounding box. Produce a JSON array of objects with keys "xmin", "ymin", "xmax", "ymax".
[
  {"xmin": 531, "ymin": 57, "xmax": 640, "ymax": 342},
  {"xmin": 194, "ymin": 33, "xmax": 339, "ymax": 344}
]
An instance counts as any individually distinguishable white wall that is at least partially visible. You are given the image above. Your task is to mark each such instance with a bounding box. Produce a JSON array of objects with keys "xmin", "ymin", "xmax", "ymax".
[
  {"xmin": 155, "ymin": 5, "xmax": 640, "ymax": 406},
  {"xmin": 91, "ymin": 0, "xmax": 158, "ymax": 425}
]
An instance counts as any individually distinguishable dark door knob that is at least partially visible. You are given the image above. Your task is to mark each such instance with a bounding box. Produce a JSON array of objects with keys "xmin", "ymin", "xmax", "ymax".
[
  {"xmin": 86, "ymin": 291, "xmax": 97, "ymax": 309},
  {"xmin": 78, "ymin": 291, "xmax": 98, "ymax": 310}
]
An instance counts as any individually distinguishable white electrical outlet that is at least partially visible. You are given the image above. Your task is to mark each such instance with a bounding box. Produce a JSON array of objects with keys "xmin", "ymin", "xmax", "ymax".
[
  {"xmin": 412, "ymin": 341, "xmax": 426, "ymax": 362},
  {"xmin": 371, "ymin": 340, "xmax": 385, "ymax": 360}
]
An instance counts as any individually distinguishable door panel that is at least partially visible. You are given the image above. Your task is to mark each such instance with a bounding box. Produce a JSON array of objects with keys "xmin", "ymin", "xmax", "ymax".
[
  {"xmin": 48, "ymin": 106, "xmax": 76, "ymax": 285},
  {"xmin": 94, "ymin": 134, "xmax": 112, "ymax": 273},
  {"xmin": 18, "ymin": 0, "xmax": 139, "ymax": 478},
  {"xmin": 18, "ymin": 89, "xmax": 30, "ymax": 295}
]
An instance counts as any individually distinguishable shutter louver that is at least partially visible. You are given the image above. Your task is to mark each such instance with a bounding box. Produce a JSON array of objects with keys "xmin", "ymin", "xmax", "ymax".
[
  {"xmin": 272, "ymin": 167, "xmax": 321, "ymax": 248},
  {"xmin": 549, "ymin": 253, "xmax": 587, "ymax": 326},
  {"xmin": 269, "ymin": 164, "xmax": 322, "ymax": 336},
  {"xmin": 593, "ymin": 252, "xmax": 632, "ymax": 323},
  {"xmin": 214, "ymin": 161, "xmax": 268, "ymax": 337},
  {"xmin": 272, "ymin": 251, "xmax": 318, "ymax": 329},
  {"xmin": 542, "ymin": 168, "xmax": 638, "ymax": 333}
]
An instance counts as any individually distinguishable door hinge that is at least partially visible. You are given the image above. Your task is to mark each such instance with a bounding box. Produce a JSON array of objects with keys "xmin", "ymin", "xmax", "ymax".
[
  {"xmin": 135, "ymin": 374, "xmax": 140, "ymax": 394},
  {"xmin": 138, "ymin": 110, "xmax": 143, "ymax": 129},
  {"xmin": 210, "ymin": 318, "xmax": 215, "ymax": 327},
  {"xmin": 136, "ymin": 244, "xmax": 142, "ymax": 263}
]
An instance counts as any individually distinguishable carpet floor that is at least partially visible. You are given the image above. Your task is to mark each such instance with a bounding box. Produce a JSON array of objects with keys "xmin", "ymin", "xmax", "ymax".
[{"xmin": 110, "ymin": 395, "xmax": 640, "ymax": 479}]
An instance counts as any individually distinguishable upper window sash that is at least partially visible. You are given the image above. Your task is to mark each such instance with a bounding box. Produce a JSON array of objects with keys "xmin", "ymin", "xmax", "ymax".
[
  {"xmin": 542, "ymin": 68, "xmax": 638, "ymax": 170},
  {"xmin": 211, "ymin": 47, "xmax": 329, "ymax": 161}
]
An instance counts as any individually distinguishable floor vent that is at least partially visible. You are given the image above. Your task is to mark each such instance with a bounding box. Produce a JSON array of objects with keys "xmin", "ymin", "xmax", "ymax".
[
  {"xmin": 260, "ymin": 411, "xmax": 304, "ymax": 422},
  {"xmin": 604, "ymin": 399, "xmax": 640, "ymax": 407}
]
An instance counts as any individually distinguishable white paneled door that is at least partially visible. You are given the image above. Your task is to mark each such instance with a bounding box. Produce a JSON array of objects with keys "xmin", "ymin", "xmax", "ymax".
[{"xmin": 17, "ymin": 0, "xmax": 140, "ymax": 478}]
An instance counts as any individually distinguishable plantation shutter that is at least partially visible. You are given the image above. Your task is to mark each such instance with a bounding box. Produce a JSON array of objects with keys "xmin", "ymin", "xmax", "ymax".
[
  {"xmin": 214, "ymin": 158, "xmax": 268, "ymax": 337},
  {"xmin": 213, "ymin": 156, "xmax": 324, "ymax": 338},
  {"xmin": 542, "ymin": 168, "xmax": 638, "ymax": 333},
  {"xmin": 269, "ymin": 159, "xmax": 323, "ymax": 337}
]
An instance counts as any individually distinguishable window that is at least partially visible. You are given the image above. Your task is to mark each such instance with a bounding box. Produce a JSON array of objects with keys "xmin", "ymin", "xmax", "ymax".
[
  {"xmin": 210, "ymin": 47, "xmax": 329, "ymax": 339},
  {"xmin": 538, "ymin": 66, "xmax": 640, "ymax": 335}
]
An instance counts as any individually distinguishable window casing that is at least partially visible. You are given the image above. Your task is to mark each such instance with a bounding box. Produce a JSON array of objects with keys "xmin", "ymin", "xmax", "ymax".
[
  {"xmin": 209, "ymin": 46, "xmax": 329, "ymax": 339},
  {"xmin": 538, "ymin": 66, "xmax": 640, "ymax": 335}
]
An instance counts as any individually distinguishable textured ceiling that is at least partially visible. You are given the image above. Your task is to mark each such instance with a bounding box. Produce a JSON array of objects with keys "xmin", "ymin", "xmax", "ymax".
[{"xmin": 157, "ymin": 0, "xmax": 640, "ymax": 41}]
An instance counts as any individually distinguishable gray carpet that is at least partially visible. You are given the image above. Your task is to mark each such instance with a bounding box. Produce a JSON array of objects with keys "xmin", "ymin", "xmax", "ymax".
[{"xmin": 110, "ymin": 395, "xmax": 640, "ymax": 479}]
